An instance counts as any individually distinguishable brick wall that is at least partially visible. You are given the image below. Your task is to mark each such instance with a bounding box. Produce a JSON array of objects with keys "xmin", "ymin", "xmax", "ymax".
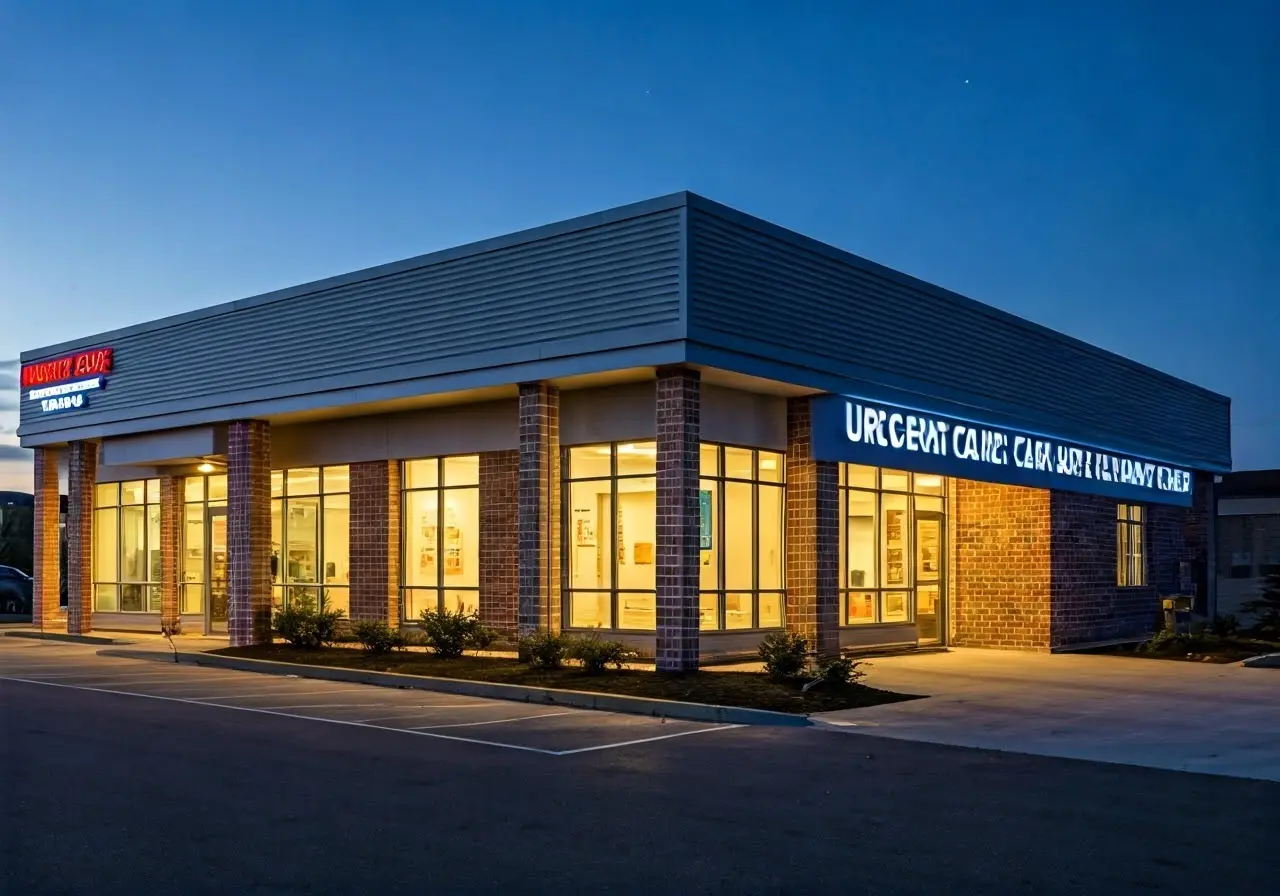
[
  {"xmin": 66, "ymin": 440, "xmax": 98, "ymax": 635},
  {"xmin": 32, "ymin": 447, "xmax": 62, "ymax": 631},
  {"xmin": 349, "ymin": 460, "xmax": 400, "ymax": 624},
  {"xmin": 227, "ymin": 420, "xmax": 272, "ymax": 647},
  {"xmin": 518, "ymin": 384, "xmax": 561, "ymax": 636},
  {"xmin": 785, "ymin": 398, "xmax": 840, "ymax": 660},
  {"xmin": 480, "ymin": 450, "xmax": 519, "ymax": 637},
  {"xmin": 159, "ymin": 476, "xmax": 182, "ymax": 632},
  {"xmin": 1049, "ymin": 482, "xmax": 1209, "ymax": 648},
  {"xmin": 952, "ymin": 479, "xmax": 1052, "ymax": 650},
  {"xmin": 655, "ymin": 367, "xmax": 701, "ymax": 672}
]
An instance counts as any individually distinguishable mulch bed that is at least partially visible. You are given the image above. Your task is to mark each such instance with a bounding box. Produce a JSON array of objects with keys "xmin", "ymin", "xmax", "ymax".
[
  {"xmin": 213, "ymin": 644, "xmax": 920, "ymax": 714},
  {"xmin": 1090, "ymin": 635, "xmax": 1280, "ymax": 664}
]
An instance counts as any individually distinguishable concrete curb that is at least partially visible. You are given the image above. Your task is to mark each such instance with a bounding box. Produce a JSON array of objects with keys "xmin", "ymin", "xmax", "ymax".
[
  {"xmin": 98, "ymin": 649, "xmax": 813, "ymax": 727},
  {"xmin": 1242, "ymin": 653, "xmax": 1280, "ymax": 669},
  {"xmin": 6, "ymin": 630, "xmax": 123, "ymax": 646}
]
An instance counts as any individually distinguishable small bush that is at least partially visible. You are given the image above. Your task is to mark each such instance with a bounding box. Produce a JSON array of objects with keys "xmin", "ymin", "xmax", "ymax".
[
  {"xmin": 815, "ymin": 655, "xmax": 865, "ymax": 688},
  {"xmin": 351, "ymin": 619, "xmax": 405, "ymax": 655},
  {"xmin": 567, "ymin": 634, "xmax": 640, "ymax": 675},
  {"xmin": 520, "ymin": 631, "xmax": 569, "ymax": 670},
  {"xmin": 419, "ymin": 607, "xmax": 496, "ymax": 658},
  {"xmin": 273, "ymin": 596, "xmax": 346, "ymax": 649},
  {"xmin": 758, "ymin": 631, "xmax": 807, "ymax": 681},
  {"xmin": 1211, "ymin": 613, "xmax": 1240, "ymax": 638}
]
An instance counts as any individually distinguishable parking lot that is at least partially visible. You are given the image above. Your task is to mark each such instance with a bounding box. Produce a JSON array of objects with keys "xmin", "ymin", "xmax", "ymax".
[{"xmin": 0, "ymin": 636, "xmax": 740, "ymax": 756}]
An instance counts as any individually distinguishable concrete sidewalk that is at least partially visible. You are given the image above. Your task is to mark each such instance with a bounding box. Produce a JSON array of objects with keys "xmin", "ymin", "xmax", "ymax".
[{"xmin": 816, "ymin": 647, "xmax": 1280, "ymax": 781}]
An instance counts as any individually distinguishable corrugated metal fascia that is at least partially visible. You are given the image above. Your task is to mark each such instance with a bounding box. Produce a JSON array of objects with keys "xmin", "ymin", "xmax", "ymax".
[
  {"xmin": 684, "ymin": 194, "xmax": 1229, "ymax": 403},
  {"xmin": 21, "ymin": 192, "xmax": 694, "ymax": 362}
]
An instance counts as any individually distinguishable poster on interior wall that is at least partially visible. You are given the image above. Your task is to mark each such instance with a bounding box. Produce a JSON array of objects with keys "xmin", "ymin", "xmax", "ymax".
[
  {"xmin": 445, "ymin": 527, "xmax": 462, "ymax": 575},
  {"xmin": 699, "ymin": 490, "xmax": 713, "ymax": 551},
  {"xmin": 617, "ymin": 510, "xmax": 625, "ymax": 565},
  {"xmin": 574, "ymin": 510, "xmax": 595, "ymax": 547}
]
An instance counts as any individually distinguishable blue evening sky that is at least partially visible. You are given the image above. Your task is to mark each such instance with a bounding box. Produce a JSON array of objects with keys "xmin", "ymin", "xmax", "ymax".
[{"xmin": 1, "ymin": 0, "xmax": 1275, "ymax": 490}]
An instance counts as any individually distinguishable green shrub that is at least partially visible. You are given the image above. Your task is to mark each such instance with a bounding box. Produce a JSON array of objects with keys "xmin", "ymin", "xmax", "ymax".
[
  {"xmin": 567, "ymin": 634, "xmax": 640, "ymax": 675},
  {"xmin": 351, "ymin": 619, "xmax": 405, "ymax": 655},
  {"xmin": 815, "ymin": 655, "xmax": 864, "ymax": 687},
  {"xmin": 758, "ymin": 631, "xmax": 807, "ymax": 681},
  {"xmin": 272, "ymin": 595, "xmax": 346, "ymax": 649},
  {"xmin": 1211, "ymin": 613, "xmax": 1240, "ymax": 637},
  {"xmin": 519, "ymin": 631, "xmax": 569, "ymax": 670},
  {"xmin": 419, "ymin": 607, "xmax": 496, "ymax": 658}
]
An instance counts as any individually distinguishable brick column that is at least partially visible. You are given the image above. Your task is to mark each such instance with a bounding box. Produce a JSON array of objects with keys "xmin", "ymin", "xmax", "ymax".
[
  {"xmin": 480, "ymin": 449, "xmax": 519, "ymax": 638},
  {"xmin": 159, "ymin": 476, "xmax": 183, "ymax": 633},
  {"xmin": 518, "ymin": 384, "xmax": 561, "ymax": 636},
  {"xmin": 32, "ymin": 447, "xmax": 62, "ymax": 631},
  {"xmin": 227, "ymin": 421, "xmax": 272, "ymax": 646},
  {"xmin": 349, "ymin": 460, "xmax": 400, "ymax": 624},
  {"xmin": 785, "ymin": 398, "xmax": 840, "ymax": 660},
  {"xmin": 66, "ymin": 440, "xmax": 98, "ymax": 635},
  {"xmin": 655, "ymin": 367, "xmax": 701, "ymax": 672},
  {"xmin": 953, "ymin": 480, "xmax": 1051, "ymax": 649}
]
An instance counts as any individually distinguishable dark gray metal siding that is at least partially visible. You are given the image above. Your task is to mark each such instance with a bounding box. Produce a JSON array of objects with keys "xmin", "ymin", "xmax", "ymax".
[
  {"xmin": 20, "ymin": 206, "xmax": 684, "ymax": 437},
  {"xmin": 686, "ymin": 201, "xmax": 1231, "ymax": 470}
]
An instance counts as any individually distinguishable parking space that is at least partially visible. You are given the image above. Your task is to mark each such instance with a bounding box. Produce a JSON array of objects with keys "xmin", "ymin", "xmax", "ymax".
[
  {"xmin": 0, "ymin": 637, "xmax": 739, "ymax": 756},
  {"xmin": 816, "ymin": 647, "xmax": 1280, "ymax": 781}
]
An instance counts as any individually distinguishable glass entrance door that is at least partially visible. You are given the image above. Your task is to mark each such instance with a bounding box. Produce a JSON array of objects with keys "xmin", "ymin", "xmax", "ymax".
[
  {"xmin": 206, "ymin": 508, "xmax": 229, "ymax": 635},
  {"xmin": 915, "ymin": 512, "xmax": 945, "ymax": 645}
]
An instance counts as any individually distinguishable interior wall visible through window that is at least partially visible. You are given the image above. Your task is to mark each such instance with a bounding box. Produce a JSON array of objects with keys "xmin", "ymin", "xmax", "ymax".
[
  {"xmin": 401, "ymin": 456, "xmax": 480, "ymax": 621},
  {"xmin": 271, "ymin": 466, "xmax": 350, "ymax": 614},
  {"xmin": 92, "ymin": 479, "xmax": 162, "ymax": 613}
]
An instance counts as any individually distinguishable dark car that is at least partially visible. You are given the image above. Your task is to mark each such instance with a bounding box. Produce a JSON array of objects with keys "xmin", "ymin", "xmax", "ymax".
[{"xmin": 0, "ymin": 565, "xmax": 33, "ymax": 615}]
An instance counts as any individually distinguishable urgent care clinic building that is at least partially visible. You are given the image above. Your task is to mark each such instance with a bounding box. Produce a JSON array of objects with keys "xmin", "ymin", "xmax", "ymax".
[{"xmin": 17, "ymin": 193, "xmax": 1230, "ymax": 669}]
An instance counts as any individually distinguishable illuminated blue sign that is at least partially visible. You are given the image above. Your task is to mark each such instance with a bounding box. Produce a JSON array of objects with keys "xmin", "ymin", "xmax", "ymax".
[{"xmin": 811, "ymin": 395, "xmax": 1194, "ymax": 506}]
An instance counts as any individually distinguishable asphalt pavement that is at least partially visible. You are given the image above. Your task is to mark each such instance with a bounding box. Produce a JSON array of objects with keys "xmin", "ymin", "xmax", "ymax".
[{"xmin": 1, "ymin": 638, "xmax": 1276, "ymax": 895}]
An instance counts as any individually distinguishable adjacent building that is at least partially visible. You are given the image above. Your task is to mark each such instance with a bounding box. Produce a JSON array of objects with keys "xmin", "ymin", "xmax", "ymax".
[
  {"xmin": 1215, "ymin": 470, "xmax": 1280, "ymax": 622},
  {"xmin": 16, "ymin": 192, "xmax": 1229, "ymax": 668}
]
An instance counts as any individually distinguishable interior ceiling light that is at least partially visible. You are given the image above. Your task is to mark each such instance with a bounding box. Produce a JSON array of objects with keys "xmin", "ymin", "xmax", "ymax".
[{"xmin": 197, "ymin": 462, "xmax": 215, "ymax": 474}]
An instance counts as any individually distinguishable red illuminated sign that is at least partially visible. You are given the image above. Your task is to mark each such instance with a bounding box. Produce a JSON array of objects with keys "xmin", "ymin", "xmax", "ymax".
[{"xmin": 21, "ymin": 348, "xmax": 114, "ymax": 389}]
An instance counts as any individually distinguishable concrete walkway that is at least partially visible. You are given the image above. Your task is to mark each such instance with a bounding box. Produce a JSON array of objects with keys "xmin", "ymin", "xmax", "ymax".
[{"xmin": 817, "ymin": 647, "xmax": 1280, "ymax": 781}]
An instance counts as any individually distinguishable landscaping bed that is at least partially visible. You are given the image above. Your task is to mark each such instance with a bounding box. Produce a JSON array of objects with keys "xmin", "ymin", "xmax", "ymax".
[
  {"xmin": 212, "ymin": 644, "xmax": 918, "ymax": 714},
  {"xmin": 1090, "ymin": 633, "xmax": 1280, "ymax": 664}
]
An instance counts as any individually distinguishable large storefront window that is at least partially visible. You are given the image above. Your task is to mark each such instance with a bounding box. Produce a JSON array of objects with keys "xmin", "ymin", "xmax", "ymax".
[
  {"xmin": 564, "ymin": 442, "xmax": 657, "ymax": 631},
  {"xmin": 180, "ymin": 474, "xmax": 228, "ymax": 615},
  {"xmin": 272, "ymin": 466, "xmax": 350, "ymax": 614},
  {"xmin": 840, "ymin": 465, "xmax": 946, "ymax": 627},
  {"xmin": 699, "ymin": 444, "xmax": 785, "ymax": 631},
  {"xmin": 93, "ymin": 479, "xmax": 162, "ymax": 613},
  {"xmin": 401, "ymin": 456, "xmax": 480, "ymax": 620}
]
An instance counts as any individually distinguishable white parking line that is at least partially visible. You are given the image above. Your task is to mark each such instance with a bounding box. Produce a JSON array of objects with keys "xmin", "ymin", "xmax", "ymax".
[
  {"xmin": 345, "ymin": 705, "xmax": 512, "ymax": 721},
  {"xmin": 1, "ymin": 677, "xmax": 560, "ymax": 755},
  {"xmin": 552, "ymin": 725, "xmax": 744, "ymax": 755},
  {"xmin": 406, "ymin": 711, "xmax": 577, "ymax": 730},
  {"xmin": 187, "ymin": 688, "xmax": 376, "ymax": 702}
]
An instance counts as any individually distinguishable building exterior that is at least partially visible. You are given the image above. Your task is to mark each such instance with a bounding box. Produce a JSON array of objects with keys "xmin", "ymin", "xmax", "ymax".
[
  {"xmin": 1215, "ymin": 470, "xmax": 1280, "ymax": 623},
  {"xmin": 16, "ymin": 192, "xmax": 1229, "ymax": 669}
]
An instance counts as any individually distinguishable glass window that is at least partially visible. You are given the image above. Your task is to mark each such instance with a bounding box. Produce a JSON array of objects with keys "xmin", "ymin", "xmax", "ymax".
[
  {"xmin": 443, "ymin": 455, "xmax": 479, "ymax": 487},
  {"xmin": 881, "ymin": 469, "xmax": 910, "ymax": 492},
  {"xmin": 272, "ymin": 466, "xmax": 350, "ymax": 612},
  {"xmin": 568, "ymin": 445, "xmax": 612, "ymax": 479},
  {"xmin": 182, "ymin": 503, "xmax": 204, "ymax": 615},
  {"xmin": 563, "ymin": 441, "xmax": 658, "ymax": 632},
  {"xmin": 185, "ymin": 477, "xmax": 204, "ymax": 503},
  {"xmin": 270, "ymin": 470, "xmax": 284, "ymax": 498},
  {"xmin": 696, "ymin": 444, "xmax": 789, "ymax": 633},
  {"xmin": 1117, "ymin": 504, "xmax": 1146, "ymax": 587},
  {"xmin": 839, "ymin": 464, "xmax": 947, "ymax": 628},
  {"xmin": 93, "ymin": 478, "xmax": 160, "ymax": 612},
  {"xmin": 757, "ymin": 485, "xmax": 784, "ymax": 590},
  {"xmin": 615, "ymin": 442, "xmax": 657, "ymax": 476},
  {"xmin": 401, "ymin": 456, "xmax": 480, "ymax": 620},
  {"xmin": 208, "ymin": 475, "xmax": 228, "ymax": 502}
]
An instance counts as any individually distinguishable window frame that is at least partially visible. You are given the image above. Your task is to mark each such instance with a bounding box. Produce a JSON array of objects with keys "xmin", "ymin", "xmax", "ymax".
[
  {"xmin": 838, "ymin": 466, "xmax": 948, "ymax": 627},
  {"xmin": 562, "ymin": 441, "xmax": 659, "ymax": 633},
  {"xmin": 92, "ymin": 479, "xmax": 163, "ymax": 613},
  {"xmin": 698, "ymin": 443, "xmax": 787, "ymax": 633},
  {"xmin": 271, "ymin": 465, "xmax": 351, "ymax": 614},
  {"xmin": 1116, "ymin": 503, "xmax": 1147, "ymax": 588},
  {"xmin": 399, "ymin": 455, "xmax": 481, "ymax": 622}
]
